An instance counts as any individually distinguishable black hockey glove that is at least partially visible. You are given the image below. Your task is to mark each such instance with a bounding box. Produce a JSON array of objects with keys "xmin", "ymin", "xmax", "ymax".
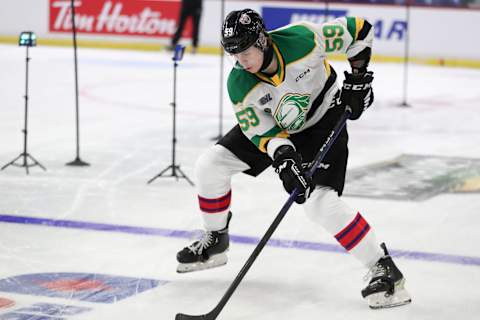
[
  {"xmin": 272, "ymin": 145, "xmax": 314, "ymax": 204},
  {"xmin": 340, "ymin": 71, "xmax": 374, "ymax": 120}
]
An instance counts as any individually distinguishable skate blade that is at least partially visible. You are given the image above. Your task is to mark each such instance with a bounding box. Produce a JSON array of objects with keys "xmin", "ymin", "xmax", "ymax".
[
  {"xmin": 367, "ymin": 279, "xmax": 412, "ymax": 309},
  {"xmin": 177, "ymin": 253, "xmax": 228, "ymax": 273}
]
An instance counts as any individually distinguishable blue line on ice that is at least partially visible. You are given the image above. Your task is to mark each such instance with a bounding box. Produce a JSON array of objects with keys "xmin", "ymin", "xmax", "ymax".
[{"xmin": 1, "ymin": 214, "xmax": 478, "ymax": 267}]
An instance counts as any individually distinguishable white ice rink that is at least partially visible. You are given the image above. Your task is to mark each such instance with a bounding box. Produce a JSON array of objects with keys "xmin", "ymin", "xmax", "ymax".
[{"xmin": 0, "ymin": 43, "xmax": 479, "ymax": 319}]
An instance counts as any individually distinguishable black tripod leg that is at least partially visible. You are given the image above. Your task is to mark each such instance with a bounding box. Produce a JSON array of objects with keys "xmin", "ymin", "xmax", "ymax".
[
  {"xmin": 27, "ymin": 154, "xmax": 46, "ymax": 171},
  {"xmin": 175, "ymin": 166, "xmax": 194, "ymax": 186},
  {"xmin": 147, "ymin": 165, "xmax": 173, "ymax": 184},
  {"xmin": 1, "ymin": 154, "xmax": 23, "ymax": 170}
]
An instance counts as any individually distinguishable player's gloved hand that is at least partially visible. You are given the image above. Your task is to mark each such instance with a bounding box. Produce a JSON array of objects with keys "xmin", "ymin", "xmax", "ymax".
[
  {"xmin": 340, "ymin": 71, "xmax": 374, "ymax": 120},
  {"xmin": 272, "ymin": 145, "xmax": 313, "ymax": 204}
]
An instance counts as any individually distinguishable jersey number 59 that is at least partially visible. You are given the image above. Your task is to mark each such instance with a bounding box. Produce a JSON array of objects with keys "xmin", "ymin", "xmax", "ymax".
[
  {"xmin": 236, "ymin": 107, "xmax": 260, "ymax": 131},
  {"xmin": 322, "ymin": 25, "xmax": 344, "ymax": 52}
]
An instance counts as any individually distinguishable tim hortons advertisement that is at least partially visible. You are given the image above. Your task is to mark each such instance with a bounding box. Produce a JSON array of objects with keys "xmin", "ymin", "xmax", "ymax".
[{"xmin": 49, "ymin": 0, "xmax": 190, "ymax": 38}]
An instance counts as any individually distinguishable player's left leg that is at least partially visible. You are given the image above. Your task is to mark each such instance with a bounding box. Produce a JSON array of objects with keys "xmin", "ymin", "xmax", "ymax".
[
  {"xmin": 303, "ymin": 187, "xmax": 411, "ymax": 308},
  {"xmin": 295, "ymin": 105, "xmax": 411, "ymax": 308}
]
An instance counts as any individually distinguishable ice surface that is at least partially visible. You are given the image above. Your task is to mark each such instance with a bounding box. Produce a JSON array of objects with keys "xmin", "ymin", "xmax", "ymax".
[{"xmin": 0, "ymin": 44, "xmax": 479, "ymax": 319}]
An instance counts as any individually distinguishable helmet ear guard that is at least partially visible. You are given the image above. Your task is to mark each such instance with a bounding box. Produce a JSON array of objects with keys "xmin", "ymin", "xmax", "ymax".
[{"xmin": 256, "ymin": 32, "xmax": 270, "ymax": 52}]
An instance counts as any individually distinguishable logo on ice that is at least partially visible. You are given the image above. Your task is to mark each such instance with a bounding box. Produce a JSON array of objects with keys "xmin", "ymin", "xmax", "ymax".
[{"xmin": 49, "ymin": 0, "xmax": 187, "ymax": 38}]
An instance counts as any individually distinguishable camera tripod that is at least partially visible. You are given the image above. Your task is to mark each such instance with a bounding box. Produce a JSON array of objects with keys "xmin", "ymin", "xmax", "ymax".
[
  {"xmin": 148, "ymin": 45, "xmax": 193, "ymax": 186},
  {"xmin": 2, "ymin": 46, "xmax": 46, "ymax": 174}
]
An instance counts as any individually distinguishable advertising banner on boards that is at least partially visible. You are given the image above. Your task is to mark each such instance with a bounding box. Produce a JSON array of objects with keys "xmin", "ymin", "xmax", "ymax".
[{"xmin": 49, "ymin": 0, "xmax": 189, "ymax": 39}]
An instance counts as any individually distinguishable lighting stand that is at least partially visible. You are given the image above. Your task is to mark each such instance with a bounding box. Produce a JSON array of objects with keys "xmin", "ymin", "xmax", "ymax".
[
  {"xmin": 399, "ymin": 1, "xmax": 412, "ymax": 107},
  {"xmin": 66, "ymin": 0, "xmax": 90, "ymax": 166},
  {"xmin": 148, "ymin": 45, "xmax": 194, "ymax": 186},
  {"xmin": 2, "ymin": 44, "xmax": 46, "ymax": 174}
]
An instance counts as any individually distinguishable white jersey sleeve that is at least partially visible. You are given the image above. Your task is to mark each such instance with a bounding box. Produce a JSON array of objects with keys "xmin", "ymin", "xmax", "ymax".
[{"xmin": 300, "ymin": 17, "xmax": 374, "ymax": 59}]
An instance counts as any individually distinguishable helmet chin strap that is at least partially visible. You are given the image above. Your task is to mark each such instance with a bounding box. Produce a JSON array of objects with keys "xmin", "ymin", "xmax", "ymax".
[{"xmin": 260, "ymin": 44, "xmax": 274, "ymax": 73}]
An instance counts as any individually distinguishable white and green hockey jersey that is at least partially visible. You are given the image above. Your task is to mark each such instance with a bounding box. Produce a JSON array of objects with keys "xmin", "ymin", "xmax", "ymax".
[{"xmin": 226, "ymin": 17, "xmax": 374, "ymax": 157}]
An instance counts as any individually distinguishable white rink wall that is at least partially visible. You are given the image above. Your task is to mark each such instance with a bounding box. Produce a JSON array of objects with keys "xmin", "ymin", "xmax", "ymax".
[{"xmin": 0, "ymin": 0, "xmax": 479, "ymax": 61}]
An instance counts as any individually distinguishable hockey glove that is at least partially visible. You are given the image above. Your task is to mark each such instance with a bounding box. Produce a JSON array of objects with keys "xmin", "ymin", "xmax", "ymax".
[
  {"xmin": 340, "ymin": 71, "xmax": 374, "ymax": 120},
  {"xmin": 272, "ymin": 145, "xmax": 313, "ymax": 204}
]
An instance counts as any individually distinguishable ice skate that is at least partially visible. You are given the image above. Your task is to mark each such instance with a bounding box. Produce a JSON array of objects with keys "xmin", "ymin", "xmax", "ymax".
[
  {"xmin": 362, "ymin": 243, "xmax": 412, "ymax": 309},
  {"xmin": 176, "ymin": 212, "xmax": 231, "ymax": 273}
]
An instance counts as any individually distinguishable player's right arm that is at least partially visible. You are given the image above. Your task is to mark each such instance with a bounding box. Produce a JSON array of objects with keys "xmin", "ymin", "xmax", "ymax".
[
  {"xmin": 232, "ymin": 101, "xmax": 293, "ymax": 158},
  {"xmin": 227, "ymin": 69, "xmax": 313, "ymax": 202},
  {"xmin": 227, "ymin": 69, "xmax": 296, "ymax": 158},
  {"xmin": 232, "ymin": 100, "xmax": 312, "ymax": 203}
]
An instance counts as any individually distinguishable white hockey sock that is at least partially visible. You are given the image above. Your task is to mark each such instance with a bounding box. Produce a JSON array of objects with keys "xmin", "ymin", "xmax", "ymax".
[
  {"xmin": 303, "ymin": 187, "xmax": 383, "ymax": 268},
  {"xmin": 195, "ymin": 145, "xmax": 250, "ymax": 231},
  {"xmin": 334, "ymin": 212, "xmax": 384, "ymax": 268}
]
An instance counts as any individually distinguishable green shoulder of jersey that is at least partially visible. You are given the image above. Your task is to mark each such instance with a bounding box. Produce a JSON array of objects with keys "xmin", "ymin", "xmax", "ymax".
[{"xmin": 227, "ymin": 24, "xmax": 317, "ymax": 105}]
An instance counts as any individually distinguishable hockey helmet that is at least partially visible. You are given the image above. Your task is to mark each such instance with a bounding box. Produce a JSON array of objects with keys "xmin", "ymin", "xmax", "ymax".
[{"xmin": 221, "ymin": 9, "xmax": 269, "ymax": 54}]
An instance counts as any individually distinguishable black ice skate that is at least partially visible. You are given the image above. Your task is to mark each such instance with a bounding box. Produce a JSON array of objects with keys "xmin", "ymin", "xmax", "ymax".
[
  {"xmin": 176, "ymin": 212, "xmax": 232, "ymax": 273},
  {"xmin": 361, "ymin": 243, "xmax": 412, "ymax": 309}
]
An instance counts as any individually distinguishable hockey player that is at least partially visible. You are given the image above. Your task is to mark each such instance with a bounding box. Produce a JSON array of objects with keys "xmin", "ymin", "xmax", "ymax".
[{"xmin": 176, "ymin": 9, "xmax": 411, "ymax": 309}]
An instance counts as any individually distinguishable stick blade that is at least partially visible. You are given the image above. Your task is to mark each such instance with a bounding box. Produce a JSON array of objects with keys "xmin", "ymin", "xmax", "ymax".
[{"xmin": 175, "ymin": 313, "xmax": 213, "ymax": 320}]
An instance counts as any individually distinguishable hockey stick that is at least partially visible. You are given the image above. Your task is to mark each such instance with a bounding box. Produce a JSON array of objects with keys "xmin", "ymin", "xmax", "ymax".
[{"xmin": 175, "ymin": 108, "xmax": 352, "ymax": 320}]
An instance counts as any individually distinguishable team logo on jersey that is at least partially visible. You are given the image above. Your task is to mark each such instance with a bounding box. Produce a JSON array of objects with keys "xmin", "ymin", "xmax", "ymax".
[{"xmin": 274, "ymin": 93, "xmax": 310, "ymax": 130}]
